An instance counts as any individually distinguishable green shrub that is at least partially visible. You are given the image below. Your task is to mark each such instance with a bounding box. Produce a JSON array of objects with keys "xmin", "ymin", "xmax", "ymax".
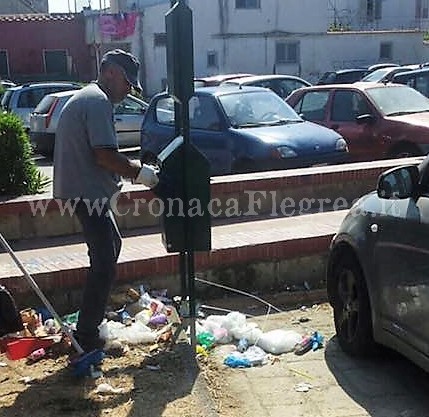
[{"xmin": 0, "ymin": 112, "xmax": 51, "ymax": 196}]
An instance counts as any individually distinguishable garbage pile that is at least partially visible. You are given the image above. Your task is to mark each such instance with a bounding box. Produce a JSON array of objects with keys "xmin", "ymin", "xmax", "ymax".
[
  {"xmin": 194, "ymin": 311, "xmax": 324, "ymax": 368},
  {"xmin": 0, "ymin": 286, "xmax": 177, "ymax": 363},
  {"xmin": 1, "ymin": 283, "xmax": 324, "ymax": 369}
]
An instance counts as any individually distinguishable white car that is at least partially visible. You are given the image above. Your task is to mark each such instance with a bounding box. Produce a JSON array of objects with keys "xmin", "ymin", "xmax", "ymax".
[{"xmin": 30, "ymin": 90, "xmax": 148, "ymax": 156}]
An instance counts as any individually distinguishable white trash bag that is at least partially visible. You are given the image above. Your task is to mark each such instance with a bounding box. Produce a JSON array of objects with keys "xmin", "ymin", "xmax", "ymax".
[{"xmin": 256, "ymin": 329, "xmax": 302, "ymax": 354}]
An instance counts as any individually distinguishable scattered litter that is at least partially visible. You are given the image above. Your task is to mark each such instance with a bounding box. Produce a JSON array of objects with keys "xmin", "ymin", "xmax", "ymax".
[
  {"xmin": 294, "ymin": 331, "xmax": 324, "ymax": 355},
  {"xmin": 18, "ymin": 376, "xmax": 34, "ymax": 384},
  {"xmin": 196, "ymin": 345, "xmax": 208, "ymax": 357},
  {"xmin": 149, "ymin": 343, "xmax": 159, "ymax": 353},
  {"xmin": 0, "ymin": 361, "xmax": 6, "ymax": 367},
  {"xmin": 224, "ymin": 345, "xmax": 268, "ymax": 368},
  {"xmin": 288, "ymin": 367, "xmax": 314, "ymax": 380},
  {"xmin": 294, "ymin": 382, "xmax": 313, "ymax": 392},
  {"xmin": 146, "ymin": 364, "xmax": 161, "ymax": 371},
  {"xmin": 95, "ymin": 382, "xmax": 124, "ymax": 394}
]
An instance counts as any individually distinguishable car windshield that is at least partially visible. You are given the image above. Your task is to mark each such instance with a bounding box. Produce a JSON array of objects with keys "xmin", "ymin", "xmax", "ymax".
[
  {"xmin": 218, "ymin": 90, "xmax": 302, "ymax": 127},
  {"xmin": 366, "ymin": 85, "xmax": 429, "ymax": 116},
  {"xmin": 361, "ymin": 68, "xmax": 396, "ymax": 82}
]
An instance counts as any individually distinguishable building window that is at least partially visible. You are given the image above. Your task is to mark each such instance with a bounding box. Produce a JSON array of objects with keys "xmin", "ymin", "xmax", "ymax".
[
  {"xmin": 275, "ymin": 42, "xmax": 299, "ymax": 64},
  {"xmin": 0, "ymin": 50, "xmax": 9, "ymax": 78},
  {"xmin": 236, "ymin": 0, "xmax": 260, "ymax": 9},
  {"xmin": 380, "ymin": 42, "xmax": 392, "ymax": 60},
  {"xmin": 416, "ymin": 0, "xmax": 429, "ymax": 18},
  {"xmin": 44, "ymin": 50, "xmax": 67, "ymax": 75},
  {"xmin": 366, "ymin": 0, "xmax": 382, "ymax": 21},
  {"xmin": 207, "ymin": 51, "xmax": 218, "ymax": 68},
  {"xmin": 154, "ymin": 33, "xmax": 167, "ymax": 47}
]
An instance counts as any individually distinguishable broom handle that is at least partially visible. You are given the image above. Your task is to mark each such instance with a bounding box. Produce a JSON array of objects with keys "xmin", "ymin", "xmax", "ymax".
[{"xmin": 0, "ymin": 233, "xmax": 84, "ymax": 355}]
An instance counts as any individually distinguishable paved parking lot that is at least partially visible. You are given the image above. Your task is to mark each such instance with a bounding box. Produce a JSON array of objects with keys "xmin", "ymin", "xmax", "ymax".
[{"xmin": 206, "ymin": 302, "xmax": 429, "ymax": 417}]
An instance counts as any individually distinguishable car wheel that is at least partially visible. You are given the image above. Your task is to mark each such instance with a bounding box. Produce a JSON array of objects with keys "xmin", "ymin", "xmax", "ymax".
[
  {"xmin": 331, "ymin": 252, "xmax": 377, "ymax": 356},
  {"xmin": 389, "ymin": 144, "xmax": 420, "ymax": 159}
]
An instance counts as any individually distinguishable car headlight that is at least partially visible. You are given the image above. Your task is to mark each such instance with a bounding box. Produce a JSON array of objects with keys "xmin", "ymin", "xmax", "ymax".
[
  {"xmin": 276, "ymin": 145, "xmax": 297, "ymax": 158},
  {"xmin": 336, "ymin": 138, "xmax": 348, "ymax": 152}
]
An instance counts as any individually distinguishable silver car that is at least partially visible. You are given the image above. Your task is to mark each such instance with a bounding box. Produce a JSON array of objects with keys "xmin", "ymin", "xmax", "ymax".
[
  {"xmin": 30, "ymin": 90, "xmax": 148, "ymax": 156},
  {"xmin": 1, "ymin": 82, "xmax": 81, "ymax": 130}
]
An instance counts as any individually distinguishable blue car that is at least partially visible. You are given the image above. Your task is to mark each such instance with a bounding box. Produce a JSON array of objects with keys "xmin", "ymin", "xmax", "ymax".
[{"xmin": 141, "ymin": 86, "xmax": 349, "ymax": 175}]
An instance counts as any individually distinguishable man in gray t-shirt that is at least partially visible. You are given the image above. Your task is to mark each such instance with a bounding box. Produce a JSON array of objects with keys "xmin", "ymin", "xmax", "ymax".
[{"xmin": 53, "ymin": 49, "xmax": 159, "ymax": 354}]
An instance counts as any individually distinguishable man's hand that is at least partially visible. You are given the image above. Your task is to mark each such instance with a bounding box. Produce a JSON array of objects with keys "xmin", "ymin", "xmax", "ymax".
[{"xmin": 134, "ymin": 164, "xmax": 159, "ymax": 188}]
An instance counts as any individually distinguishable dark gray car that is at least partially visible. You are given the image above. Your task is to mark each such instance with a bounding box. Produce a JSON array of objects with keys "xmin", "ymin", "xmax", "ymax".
[{"xmin": 326, "ymin": 156, "xmax": 429, "ymax": 372}]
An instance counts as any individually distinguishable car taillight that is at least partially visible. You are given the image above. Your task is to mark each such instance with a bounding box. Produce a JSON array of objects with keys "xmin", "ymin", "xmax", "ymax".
[{"xmin": 45, "ymin": 99, "xmax": 59, "ymax": 128}]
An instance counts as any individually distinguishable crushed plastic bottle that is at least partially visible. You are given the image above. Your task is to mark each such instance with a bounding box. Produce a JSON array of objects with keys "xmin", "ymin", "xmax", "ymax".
[{"xmin": 237, "ymin": 338, "xmax": 249, "ymax": 353}]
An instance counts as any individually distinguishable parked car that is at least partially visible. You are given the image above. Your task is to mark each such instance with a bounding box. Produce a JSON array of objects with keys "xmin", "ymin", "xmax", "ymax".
[
  {"xmin": 359, "ymin": 65, "xmax": 418, "ymax": 83},
  {"xmin": 140, "ymin": 86, "xmax": 349, "ymax": 176},
  {"xmin": 392, "ymin": 67, "xmax": 429, "ymax": 98},
  {"xmin": 365, "ymin": 63, "xmax": 399, "ymax": 73},
  {"xmin": 286, "ymin": 82, "xmax": 429, "ymax": 161},
  {"xmin": 30, "ymin": 90, "xmax": 148, "ymax": 156},
  {"xmin": 0, "ymin": 81, "xmax": 81, "ymax": 130},
  {"xmin": 220, "ymin": 74, "xmax": 311, "ymax": 100},
  {"xmin": 0, "ymin": 80, "xmax": 16, "ymax": 101},
  {"xmin": 317, "ymin": 68, "xmax": 368, "ymax": 85},
  {"xmin": 326, "ymin": 157, "xmax": 429, "ymax": 372},
  {"xmin": 193, "ymin": 73, "xmax": 254, "ymax": 88},
  {"xmin": 0, "ymin": 79, "xmax": 16, "ymax": 89}
]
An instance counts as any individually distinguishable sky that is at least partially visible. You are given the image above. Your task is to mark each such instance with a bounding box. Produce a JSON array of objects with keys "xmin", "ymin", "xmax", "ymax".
[{"xmin": 48, "ymin": 0, "xmax": 110, "ymax": 13}]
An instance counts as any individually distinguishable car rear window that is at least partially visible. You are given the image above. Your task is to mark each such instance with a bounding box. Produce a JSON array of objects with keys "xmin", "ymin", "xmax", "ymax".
[
  {"xmin": 337, "ymin": 71, "xmax": 366, "ymax": 83},
  {"xmin": 33, "ymin": 95, "xmax": 57, "ymax": 114}
]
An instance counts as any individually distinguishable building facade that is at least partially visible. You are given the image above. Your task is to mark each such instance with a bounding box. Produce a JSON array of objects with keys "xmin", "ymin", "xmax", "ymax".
[
  {"xmin": 332, "ymin": 0, "xmax": 429, "ymax": 31},
  {"xmin": 0, "ymin": 14, "xmax": 92, "ymax": 83},
  {"xmin": 1, "ymin": 1, "xmax": 428, "ymax": 95}
]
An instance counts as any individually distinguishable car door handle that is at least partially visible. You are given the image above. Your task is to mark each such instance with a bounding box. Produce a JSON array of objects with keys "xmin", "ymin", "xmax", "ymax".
[{"xmin": 115, "ymin": 118, "xmax": 123, "ymax": 122}]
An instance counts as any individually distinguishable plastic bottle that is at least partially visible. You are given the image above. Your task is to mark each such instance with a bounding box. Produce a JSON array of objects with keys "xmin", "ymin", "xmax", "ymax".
[{"xmin": 237, "ymin": 338, "xmax": 249, "ymax": 353}]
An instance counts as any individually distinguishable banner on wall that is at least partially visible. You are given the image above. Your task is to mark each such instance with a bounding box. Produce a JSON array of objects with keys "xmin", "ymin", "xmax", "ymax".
[{"xmin": 99, "ymin": 12, "xmax": 138, "ymax": 39}]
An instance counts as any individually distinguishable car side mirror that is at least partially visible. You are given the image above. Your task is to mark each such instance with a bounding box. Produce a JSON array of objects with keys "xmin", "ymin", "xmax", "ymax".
[
  {"xmin": 356, "ymin": 114, "xmax": 374, "ymax": 124},
  {"xmin": 377, "ymin": 165, "xmax": 419, "ymax": 199}
]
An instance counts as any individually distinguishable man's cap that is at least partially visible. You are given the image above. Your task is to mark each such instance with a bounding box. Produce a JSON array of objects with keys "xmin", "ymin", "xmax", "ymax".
[{"xmin": 101, "ymin": 49, "xmax": 142, "ymax": 92}]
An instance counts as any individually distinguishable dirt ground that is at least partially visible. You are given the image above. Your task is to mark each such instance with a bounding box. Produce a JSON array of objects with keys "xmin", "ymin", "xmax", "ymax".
[
  {"xmin": 0, "ymin": 334, "xmax": 239, "ymax": 417},
  {"xmin": 0, "ymin": 295, "xmax": 328, "ymax": 417}
]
